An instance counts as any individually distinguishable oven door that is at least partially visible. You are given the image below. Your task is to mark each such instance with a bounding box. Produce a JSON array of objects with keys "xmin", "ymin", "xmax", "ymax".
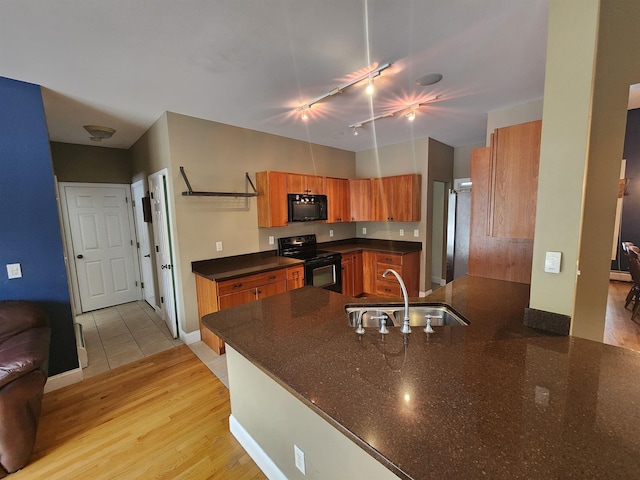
[{"xmin": 304, "ymin": 256, "xmax": 342, "ymax": 293}]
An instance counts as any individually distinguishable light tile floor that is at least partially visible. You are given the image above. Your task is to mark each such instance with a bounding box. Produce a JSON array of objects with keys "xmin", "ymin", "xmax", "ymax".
[{"xmin": 76, "ymin": 301, "xmax": 229, "ymax": 387}]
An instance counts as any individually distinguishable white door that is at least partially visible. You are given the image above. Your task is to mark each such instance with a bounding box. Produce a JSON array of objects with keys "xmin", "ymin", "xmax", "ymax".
[
  {"xmin": 131, "ymin": 181, "xmax": 157, "ymax": 309},
  {"xmin": 149, "ymin": 170, "xmax": 179, "ymax": 338},
  {"xmin": 63, "ymin": 184, "xmax": 139, "ymax": 312}
]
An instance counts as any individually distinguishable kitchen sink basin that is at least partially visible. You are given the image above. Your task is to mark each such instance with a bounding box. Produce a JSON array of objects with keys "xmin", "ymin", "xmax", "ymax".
[{"xmin": 345, "ymin": 303, "xmax": 469, "ymax": 328}]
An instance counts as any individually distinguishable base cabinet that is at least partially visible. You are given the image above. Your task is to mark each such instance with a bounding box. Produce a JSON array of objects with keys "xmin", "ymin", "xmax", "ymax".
[
  {"xmin": 363, "ymin": 250, "xmax": 420, "ymax": 298},
  {"xmin": 341, "ymin": 252, "xmax": 363, "ymax": 297},
  {"xmin": 196, "ymin": 265, "xmax": 303, "ymax": 354}
]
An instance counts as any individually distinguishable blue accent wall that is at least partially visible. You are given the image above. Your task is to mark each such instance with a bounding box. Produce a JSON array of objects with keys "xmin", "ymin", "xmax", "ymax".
[{"xmin": 0, "ymin": 76, "xmax": 78, "ymax": 376}]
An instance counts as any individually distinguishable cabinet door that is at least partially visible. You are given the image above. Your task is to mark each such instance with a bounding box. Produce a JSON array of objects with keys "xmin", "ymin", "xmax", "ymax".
[
  {"xmin": 349, "ymin": 179, "xmax": 371, "ymax": 221},
  {"xmin": 287, "ymin": 174, "xmax": 326, "ymax": 194},
  {"xmin": 257, "ymin": 280, "xmax": 287, "ymax": 300},
  {"xmin": 341, "ymin": 255, "xmax": 354, "ymax": 296},
  {"xmin": 390, "ymin": 174, "xmax": 422, "ymax": 222},
  {"xmin": 489, "ymin": 120, "xmax": 541, "ymax": 239},
  {"xmin": 256, "ymin": 171, "xmax": 288, "ymax": 228},
  {"xmin": 286, "ymin": 265, "xmax": 305, "ymax": 290},
  {"xmin": 370, "ymin": 178, "xmax": 392, "ymax": 221},
  {"xmin": 362, "ymin": 251, "xmax": 377, "ymax": 294},
  {"xmin": 219, "ymin": 288, "xmax": 258, "ymax": 310},
  {"xmin": 326, "ymin": 177, "xmax": 350, "ymax": 223},
  {"xmin": 352, "ymin": 252, "xmax": 364, "ymax": 296}
]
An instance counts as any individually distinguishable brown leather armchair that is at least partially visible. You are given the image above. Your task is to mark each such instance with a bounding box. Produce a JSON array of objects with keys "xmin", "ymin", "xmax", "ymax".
[{"xmin": 0, "ymin": 301, "xmax": 51, "ymax": 477}]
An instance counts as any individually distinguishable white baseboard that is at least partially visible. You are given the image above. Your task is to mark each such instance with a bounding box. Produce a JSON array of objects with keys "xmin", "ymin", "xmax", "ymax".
[
  {"xmin": 44, "ymin": 367, "xmax": 83, "ymax": 393},
  {"xmin": 179, "ymin": 327, "xmax": 201, "ymax": 345},
  {"xmin": 420, "ymin": 290, "xmax": 430, "ymax": 297},
  {"xmin": 229, "ymin": 414, "xmax": 286, "ymax": 480},
  {"xmin": 610, "ymin": 271, "xmax": 632, "ymax": 282}
]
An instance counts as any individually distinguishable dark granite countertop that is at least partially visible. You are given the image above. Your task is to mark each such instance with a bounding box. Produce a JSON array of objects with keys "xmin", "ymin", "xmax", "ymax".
[
  {"xmin": 319, "ymin": 238, "xmax": 422, "ymax": 255},
  {"xmin": 192, "ymin": 239, "xmax": 421, "ymax": 282},
  {"xmin": 192, "ymin": 251, "xmax": 302, "ymax": 281},
  {"xmin": 202, "ymin": 275, "xmax": 640, "ymax": 479}
]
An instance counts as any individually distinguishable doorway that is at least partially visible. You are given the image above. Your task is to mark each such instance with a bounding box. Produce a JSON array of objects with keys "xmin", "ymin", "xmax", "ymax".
[
  {"xmin": 131, "ymin": 180, "xmax": 157, "ymax": 310},
  {"xmin": 148, "ymin": 169, "xmax": 179, "ymax": 339},
  {"xmin": 59, "ymin": 183, "xmax": 141, "ymax": 313}
]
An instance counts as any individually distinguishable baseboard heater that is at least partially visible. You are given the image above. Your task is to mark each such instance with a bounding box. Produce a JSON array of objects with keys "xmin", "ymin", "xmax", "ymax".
[
  {"xmin": 610, "ymin": 270, "xmax": 632, "ymax": 282},
  {"xmin": 74, "ymin": 322, "xmax": 88, "ymax": 368}
]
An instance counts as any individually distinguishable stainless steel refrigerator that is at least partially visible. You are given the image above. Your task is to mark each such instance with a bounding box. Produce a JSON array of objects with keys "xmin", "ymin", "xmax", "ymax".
[{"xmin": 446, "ymin": 180, "xmax": 472, "ymax": 282}]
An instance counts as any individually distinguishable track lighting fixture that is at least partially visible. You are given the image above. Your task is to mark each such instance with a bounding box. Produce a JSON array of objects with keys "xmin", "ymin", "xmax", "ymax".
[
  {"xmin": 296, "ymin": 63, "xmax": 391, "ymax": 120},
  {"xmin": 347, "ymin": 95, "xmax": 441, "ymax": 133}
]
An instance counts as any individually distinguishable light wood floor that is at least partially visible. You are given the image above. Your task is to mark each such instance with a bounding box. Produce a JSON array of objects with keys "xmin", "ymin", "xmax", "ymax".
[
  {"xmin": 14, "ymin": 345, "xmax": 266, "ymax": 480},
  {"xmin": 605, "ymin": 280, "xmax": 640, "ymax": 352}
]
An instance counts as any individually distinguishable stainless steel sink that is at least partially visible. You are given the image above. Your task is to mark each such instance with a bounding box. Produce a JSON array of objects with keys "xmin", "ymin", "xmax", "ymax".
[{"xmin": 345, "ymin": 303, "xmax": 469, "ymax": 328}]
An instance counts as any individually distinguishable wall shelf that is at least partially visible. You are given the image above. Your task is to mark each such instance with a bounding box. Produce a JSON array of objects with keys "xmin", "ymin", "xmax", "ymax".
[{"xmin": 180, "ymin": 166, "xmax": 258, "ymax": 197}]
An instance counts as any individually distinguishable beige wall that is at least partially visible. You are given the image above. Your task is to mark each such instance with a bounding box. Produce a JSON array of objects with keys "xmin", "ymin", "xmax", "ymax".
[
  {"xmin": 157, "ymin": 112, "xmax": 356, "ymax": 334},
  {"xmin": 51, "ymin": 141, "xmax": 131, "ymax": 183},
  {"xmin": 531, "ymin": 0, "xmax": 640, "ymax": 341},
  {"xmin": 355, "ymin": 137, "xmax": 453, "ymax": 292},
  {"xmin": 227, "ymin": 347, "xmax": 397, "ymax": 480}
]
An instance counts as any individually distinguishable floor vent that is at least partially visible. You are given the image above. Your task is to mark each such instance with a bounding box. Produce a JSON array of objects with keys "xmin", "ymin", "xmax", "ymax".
[{"xmin": 74, "ymin": 322, "xmax": 88, "ymax": 368}]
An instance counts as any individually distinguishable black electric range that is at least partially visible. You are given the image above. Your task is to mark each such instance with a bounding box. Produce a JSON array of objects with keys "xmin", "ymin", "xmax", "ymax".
[{"xmin": 277, "ymin": 235, "xmax": 342, "ymax": 293}]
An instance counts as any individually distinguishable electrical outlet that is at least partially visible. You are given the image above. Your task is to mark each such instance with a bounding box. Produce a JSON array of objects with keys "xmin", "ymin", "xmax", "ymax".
[
  {"xmin": 6, "ymin": 263, "xmax": 22, "ymax": 279},
  {"xmin": 294, "ymin": 445, "xmax": 306, "ymax": 475},
  {"xmin": 413, "ymin": 229, "xmax": 419, "ymax": 237},
  {"xmin": 216, "ymin": 241, "xmax": 223, "ymax": 252},
  {"xmin": 268, "ymin": 236, "xmax": 274, "ymax": 245},
  {"xmin": 329, "ymin": 229, "xmax": 334, "ymax": 237},
  {"xmin": 399, "ymin": 228, "xmax": 404, "ymax": 236},
  {"xmin": 362, "ymin": 227, "xmax": 367, "ymax": 235}
]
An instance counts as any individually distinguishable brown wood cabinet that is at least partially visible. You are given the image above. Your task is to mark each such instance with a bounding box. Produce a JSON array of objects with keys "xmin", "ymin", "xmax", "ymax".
[
  {"xmin": 361, "ymin": 250, "xmax": 420, "ymax": 297},
  {"xmin": 287, "ymin": 173, "xmax": 326, "ymax": 194},
  {"xmin": 341, "ymin": 251, "xmax": 363, "ymax": 297},
  {"xmin": 371, "ymin": 174, "xmax": 421, "ymax": 222},
  {"xmin": 468, "ymin": 119, "xmax": 541, "ymax": 284},
  {"xmin": 196, "ymin": 265, "xmax": 303, "ymax": 354},
  {"xmin": 326, "ymin": 177, "xmax": 350, "ymax": 223},
  {"xmin": 488, "ymin": 120, "xmax": 541, "ymax": 239},
  {"xmin": 286, "ymin": 265, "xmax": 304, "ymax": 290},
  {"xmin": 256, "ymin": 171, "xmax": 288, "ymax": 228},
  {"xmin": 349, "ymin": 178, "xmax": 371, "ymax": 221}
]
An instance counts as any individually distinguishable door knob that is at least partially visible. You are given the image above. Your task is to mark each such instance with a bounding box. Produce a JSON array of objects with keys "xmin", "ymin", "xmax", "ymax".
[{"xmin": 77, "ymin": 254, "xmax": 84, "ymax": 259}]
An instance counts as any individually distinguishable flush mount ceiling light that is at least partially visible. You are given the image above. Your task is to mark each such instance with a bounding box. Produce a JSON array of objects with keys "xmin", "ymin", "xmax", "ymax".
[
  {"xmin": 84, "ymin": 125, "xmax": 116, "ymax": 142},
  {"xmin": 416, "ymin": 72, "xmax": 443, "ymax": 86},
  {"xmin": 348, "ymin": 95, "xmax": 441, "ymax": 132},
  {"xmin": 297, "ymin": 63, "xmax": 392, "ymax": 120}
]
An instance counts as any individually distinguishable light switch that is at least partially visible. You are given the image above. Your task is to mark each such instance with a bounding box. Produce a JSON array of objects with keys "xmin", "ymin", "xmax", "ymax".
[
  {"xmin": 216, "ymin": 241, "xmax": 223, "ymax": 252},
  {"xmin": 544, "ymin": 251, "xmax": 561, "ymax": 274},
  {"xmin": 7, "ymin": 263, "xmax": 22, "ymax": 279}
]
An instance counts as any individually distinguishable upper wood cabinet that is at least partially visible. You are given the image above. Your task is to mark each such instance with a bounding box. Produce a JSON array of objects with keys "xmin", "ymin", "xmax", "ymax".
[
  {"xmin": 489, "ymin": 120, "xmax": 541, "ymax": 239},
  {"xmin": 349, "ymin": 178, "xmax": 372, "ymax": 221},
  {"xmin": 371, "ymin": 174, "xmax": 422, "ymax": 222},
  {"xmin": 326, "ymin": 177, "xmax": 350, "ymax": 223},
  {"xmin": 257, "ymin": 171, "xmax": 288, "ymax": 228},
  {"xmin": 287, "ymin": 173, "xmax": 326, "ymax": 194}
]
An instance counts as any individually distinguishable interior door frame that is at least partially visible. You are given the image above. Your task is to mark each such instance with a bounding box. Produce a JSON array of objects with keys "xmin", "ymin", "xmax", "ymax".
[
  {"xmin": 148, "ymin": 169, "xmax": 180, "ymax": 339},
  {"xmin": 59, "ymin": 182, "xmax": 142, "ymax": 314},
  {"xmin": 131, "ymin": 179, "xmax": 158, "ymax": 311}
]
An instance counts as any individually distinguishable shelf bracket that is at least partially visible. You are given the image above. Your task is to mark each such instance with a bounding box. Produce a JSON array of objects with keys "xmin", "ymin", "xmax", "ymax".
[{"xmin": 180, "ymin": 166, "xmax": 258, "ymax": 197}]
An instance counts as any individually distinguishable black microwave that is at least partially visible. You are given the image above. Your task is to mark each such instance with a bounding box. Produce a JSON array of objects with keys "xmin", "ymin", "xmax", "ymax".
[{"xmin": 287, "ymin": 194, "xmax": 327, "ymax": 222}]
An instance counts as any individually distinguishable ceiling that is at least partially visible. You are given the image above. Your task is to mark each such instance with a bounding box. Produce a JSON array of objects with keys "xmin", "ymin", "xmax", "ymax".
[{"xmin": 0, "ymin": 1, "xmax": 551, "ymax": 152}]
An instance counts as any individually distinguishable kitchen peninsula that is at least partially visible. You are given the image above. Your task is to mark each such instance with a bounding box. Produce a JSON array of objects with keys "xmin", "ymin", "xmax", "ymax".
[{"xmin": 202, "ymin": 276, "xmax": 640, "ymax": 479}]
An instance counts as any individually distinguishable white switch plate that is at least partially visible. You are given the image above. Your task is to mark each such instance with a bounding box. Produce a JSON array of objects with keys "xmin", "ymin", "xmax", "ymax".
[
  {"xmin": 7, "ymin": 263, "xmax": 22, "ymax": 279},
  {"xmin": 399, "ymin": 229, "xmax": 404, "ymax": 236},
  {"xmin": 362, "ymin": 227, "xmax": 367, "ymax": 235},
  {"xmin": 544, "ymin": 251, "xmax": 561, "ymax": 274},
  {"xmin": 268, "ymin": 236, "xmax": 274, "ymax": 245},
  {"xmin": 413, "ymin": 229, "xmax": 419, "ymax": 237},
  {"xmin": 329, "ymin": 229, "xmax": 334, "ymax": 237},
  {"xmin": 216, "ymin": 241, "xmax": 223, "ymax": 252},
  {"xmin": 294, "ymin": 445, "xmax": 306, "ymax": 475}
]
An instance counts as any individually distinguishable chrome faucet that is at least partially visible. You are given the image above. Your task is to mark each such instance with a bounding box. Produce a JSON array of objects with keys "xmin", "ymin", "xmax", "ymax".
[{"xmin": 382, "ymin": 269, "xmax": 410, "ymax": 334}]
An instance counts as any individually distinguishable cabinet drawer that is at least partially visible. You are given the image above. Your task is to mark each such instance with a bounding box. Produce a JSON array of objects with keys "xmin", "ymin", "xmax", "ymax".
[
  {"xmin": 217, "ymin": 268, "xmax": 287, "ymax": 296},
  {"xmin": 375, "ymin": 280, "xmax": 402, "ymax": 297},
  {"xmin": 376, "ymin": 253, "xmax": 403, "ymax": 266},
  {"xmin": 376, "ymin": 263, "xmax": 404, "ymax": 282}
]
